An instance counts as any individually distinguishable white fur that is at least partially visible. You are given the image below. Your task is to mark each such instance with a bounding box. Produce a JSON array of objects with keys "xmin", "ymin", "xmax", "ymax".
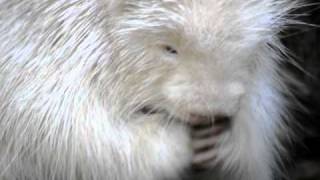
[{"xmin": 0, "ymin": 0, "xmax": 299, "ymax": 180}]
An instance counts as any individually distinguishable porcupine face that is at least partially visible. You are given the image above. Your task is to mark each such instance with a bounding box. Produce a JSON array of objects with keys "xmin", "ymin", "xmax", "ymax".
[{"xmin": 105, "ymin": 0, "xmax": 290, "ymax": 124}]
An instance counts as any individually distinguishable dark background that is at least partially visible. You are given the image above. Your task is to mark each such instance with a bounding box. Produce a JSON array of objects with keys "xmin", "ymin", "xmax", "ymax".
[{"xmin": 283, "ymin": 0, "xmax": 320, "ymax": 179}]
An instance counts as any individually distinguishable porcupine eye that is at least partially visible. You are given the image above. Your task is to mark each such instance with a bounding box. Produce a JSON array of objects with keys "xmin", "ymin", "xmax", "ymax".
[{"xmin": 164, "ymin": 45, "xmax": 178, "ymax": 55}]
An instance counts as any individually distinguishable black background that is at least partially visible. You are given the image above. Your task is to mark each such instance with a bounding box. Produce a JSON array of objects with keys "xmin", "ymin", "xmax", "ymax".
[{"xmin": 283, "ymin": 0, "xmax": 320, "ymax": 179}]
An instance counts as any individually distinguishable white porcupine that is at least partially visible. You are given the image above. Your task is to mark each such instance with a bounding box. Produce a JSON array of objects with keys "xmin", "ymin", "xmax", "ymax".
[{"xmin": 0, "ymin": 0, "xmax": 300, "ymax": 180}]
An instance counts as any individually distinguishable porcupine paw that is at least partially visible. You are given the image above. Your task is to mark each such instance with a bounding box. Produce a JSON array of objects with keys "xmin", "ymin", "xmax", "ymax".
[{"xmin": 189, "ymin": 114, "xmax": 232, "ymax": 170}]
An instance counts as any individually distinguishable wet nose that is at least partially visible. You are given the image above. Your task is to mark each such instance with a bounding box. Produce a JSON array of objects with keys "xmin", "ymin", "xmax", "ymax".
[{"xmin": 184, "ymin": 82, "xmax": 245, "ymax": 118}]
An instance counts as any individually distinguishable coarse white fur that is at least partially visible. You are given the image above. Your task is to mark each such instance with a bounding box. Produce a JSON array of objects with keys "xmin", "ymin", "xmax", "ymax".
[{"xmin": 0, "ymin": 0, "xmax": 300, "ymax": 180}]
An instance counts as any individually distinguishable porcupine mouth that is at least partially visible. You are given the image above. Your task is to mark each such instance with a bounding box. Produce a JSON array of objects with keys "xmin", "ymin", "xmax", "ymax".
[
  {"xmin": 137, "ymin": 105, "xmax": 232, "ymax": 129},
  {"xmin": 138, "ymin": 105, "xmax": 167, "ymax": 115},
  {"xmin": 137, "ymin": 105, "xmax": 186, "ymax": 124}
]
